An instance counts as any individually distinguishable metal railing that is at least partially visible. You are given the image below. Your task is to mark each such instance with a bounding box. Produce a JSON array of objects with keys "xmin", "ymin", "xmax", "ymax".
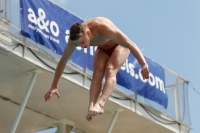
[{"xmin": 0, "ymin": 0, "xmax": 11, "ymax": 21}]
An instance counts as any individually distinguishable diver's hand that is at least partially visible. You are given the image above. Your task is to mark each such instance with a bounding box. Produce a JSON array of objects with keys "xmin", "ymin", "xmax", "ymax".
[
  {"xmin": 44, "ymin": 86, "xmax": 60, "ymax": 101},
  {"xmin": 141, "ymin": 64, "xmax": 149, "ymax": 80}
]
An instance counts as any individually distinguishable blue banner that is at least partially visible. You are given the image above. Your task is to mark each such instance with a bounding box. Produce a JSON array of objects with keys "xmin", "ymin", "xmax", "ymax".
[
  {"xmin": 20, "ymin": 0, "xmax": 168, "ymax": 108},
  {"xmin": 20, "ymin": 0, "xmax": 83, "ymax": 55}
]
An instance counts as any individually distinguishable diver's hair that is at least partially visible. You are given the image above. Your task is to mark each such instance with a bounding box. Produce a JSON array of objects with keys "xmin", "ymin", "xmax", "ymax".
[{"xmin": 69, "ymin": 23, "xmax": 85, "ymax": 41}]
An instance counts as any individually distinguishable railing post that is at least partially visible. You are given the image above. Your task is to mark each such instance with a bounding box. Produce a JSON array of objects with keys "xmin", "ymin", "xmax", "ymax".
[
  {"xmin": 5, "ymin": 0, "xmax": 7, "ymax": 20},
  {"xmin": 176, "ymin": 77, "xmax": 182, "ymax": 122}
]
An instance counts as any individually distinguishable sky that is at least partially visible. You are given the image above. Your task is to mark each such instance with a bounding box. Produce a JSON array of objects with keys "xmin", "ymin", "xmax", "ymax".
[
  {"xmin": 22, "ymin": 0, "xmax": 200, "ymax": 133},
  {"xmin": 51, "ymin": 0, "xmax": 200, "ymax": 132}
]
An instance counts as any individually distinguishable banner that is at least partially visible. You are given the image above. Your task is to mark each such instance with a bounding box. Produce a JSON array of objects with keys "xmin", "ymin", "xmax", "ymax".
[
  {"xmin": 20, "ymin": 0, "xmax": 83, "ymax": 55},
  {"xmin": 20, "ymin": 0, "xmax": 168, "ymax": 108}
]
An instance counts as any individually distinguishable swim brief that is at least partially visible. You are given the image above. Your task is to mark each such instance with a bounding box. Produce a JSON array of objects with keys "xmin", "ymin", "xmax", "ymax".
[{"xmin": 97, "ymin": 44, "xmax": 118, "ymax": 56}]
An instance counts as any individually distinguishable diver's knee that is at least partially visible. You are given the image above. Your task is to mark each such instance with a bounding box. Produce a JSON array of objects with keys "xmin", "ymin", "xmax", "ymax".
[{"xmin": 105, "ymin": 66, "xmax": 117, "ymax": 79}]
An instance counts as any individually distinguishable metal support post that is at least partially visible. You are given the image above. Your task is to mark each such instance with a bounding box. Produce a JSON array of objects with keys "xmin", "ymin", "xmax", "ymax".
[
  {"xmin": 56, "ymin": 123, "xmax": 66, "ymax": 133},
  {"xmin": 106, "ymin": 109, "xmax": 123, "ymax": 133},
  {"xmin": 176, "ymin": 77, "xmax": 182, "ymax": 133},
  {"xmin": 22, "ymin": 36, "xmax": 27, "ymax": 57},
  {"xmin": 176, "ymin": 77, "xmax": 182, "ymax": 122},
  {"xmin": 56, "ymin": 123, "xmax": 74, "ymax": 133},
  {"xmin": 48, "ymin": 119, "xmax": 75, "ymax": 133},
  {"xmin": 0, "ymin": 0, "xmax": 1, "ymax": 14},
  {"xmin": 10, "ymin": 70, "xmax": 42, "ymax": 133},
  {"xmin": 5, "ymin": 0, "xmax": 7, "ymax": 20},
  {"xmin": 174, "ymin": 81, "xmax": 178, "ymax": 121},
  {"xmin": 135, "ymin": 94, "xmax": 138, "ymax": 112},
  {"xmin": 83, "ymin": 67, "xmax": 87, "ymax": 86}
]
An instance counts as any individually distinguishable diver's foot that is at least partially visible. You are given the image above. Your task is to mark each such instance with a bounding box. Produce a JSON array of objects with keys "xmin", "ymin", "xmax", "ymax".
[
  {"xmin": 86, "ymin": 103, "xmax": 104, "ymax": 121},
  {"xmin": 90, "ymin": 103, "xmax": 104, "ymax": 115}
]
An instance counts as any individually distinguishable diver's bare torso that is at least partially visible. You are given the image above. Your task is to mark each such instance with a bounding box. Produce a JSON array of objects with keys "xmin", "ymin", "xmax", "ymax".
[{"xmin": 82, "ymin": 17, "xmax": 119, "ymax": 49}]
